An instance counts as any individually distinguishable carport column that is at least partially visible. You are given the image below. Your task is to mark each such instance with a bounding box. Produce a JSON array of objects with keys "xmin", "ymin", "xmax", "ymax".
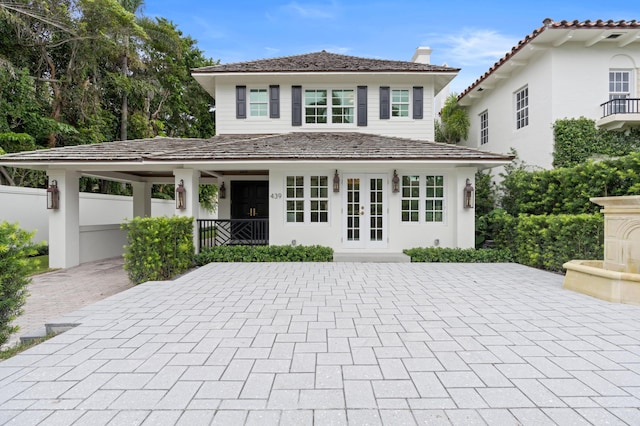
[
  {"xmin": 131, "ymin": 181, "xmax": 152, "ymax": 218},
  {"xmin": 173, "ymin": 169, "xmax": 200, "ymax": 252},
  {"xmin": 47, "ymin": 170, "xmax": 80, "ymax": 268}
]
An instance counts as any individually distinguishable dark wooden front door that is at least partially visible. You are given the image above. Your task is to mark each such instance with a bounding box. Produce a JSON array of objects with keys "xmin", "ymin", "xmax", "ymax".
[
  {"xmin": 230, "ymin": 181, "xmax": 269, "ymax": 243},
  {"xmin": 231, "ymin": 181, "xmax": 269, "ymax": 219}
]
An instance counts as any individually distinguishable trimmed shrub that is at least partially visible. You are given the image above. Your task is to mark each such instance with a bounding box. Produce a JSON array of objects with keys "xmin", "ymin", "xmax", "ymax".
[
  {"xmin": 485, "ymin": 212, "xmax": 603, "ymax": 272},
  {"xmin": 0, "ymin": 221, "xmax": 37, "ymax": 346},
  {"xmin": 122, "ymin": 216, "xmax": 194, "ymax": 284},
  {"xmin": 195, "ymin": 245, "xmax": 333, "ymax": 264},
  {"xmin": 501, "ymin": 152, "xmax": 640, "ymax": 216},
  {"xmin": 403, "ymin": 247, "xmax": 513, "ymax": 263}
]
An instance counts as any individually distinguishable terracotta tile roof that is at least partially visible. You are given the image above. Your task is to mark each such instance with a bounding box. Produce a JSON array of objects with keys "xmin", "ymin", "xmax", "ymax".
[
  {"xmin": 0, "ymin": 133, "xmax": 511, "ymax": 163},
  {"xmin": 192, "ymin": 51, "xmax": 459, "ymax": 74},
  {"xmin": 459, "ymin": 18, "xmax": 640, "ymax": 100}
]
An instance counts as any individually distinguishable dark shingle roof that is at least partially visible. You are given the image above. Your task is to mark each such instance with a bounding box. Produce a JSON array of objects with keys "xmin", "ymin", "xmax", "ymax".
[
  {"xmin": 192, "ymin": 51, "xmax": 459, "ymax": 74},
  {"xmin": 0, "ymin": 133, "xmax": 510, "ymax": 163},
  {"xmin": 459, "ymin": 18, "xmax": 640, "ymax": 100}
]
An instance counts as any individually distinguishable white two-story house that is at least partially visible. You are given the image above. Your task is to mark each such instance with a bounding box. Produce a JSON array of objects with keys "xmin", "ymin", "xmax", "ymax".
[
  {"xmin": 458, "ymin": 18, "xmax": 640, "ymax": 170},
  {"xmin": 0, "ymin": 49, "xmax": 511, "ymax": 268}
]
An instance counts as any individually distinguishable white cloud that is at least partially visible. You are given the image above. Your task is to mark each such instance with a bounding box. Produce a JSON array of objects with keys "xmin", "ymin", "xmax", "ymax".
[
  {"xmin": 429, "ymin": 29, "xmax": 519, "ymax": 67},
  {"xmin": 283, "ymin": 1, "xmax": 338, "ymax": 19}
]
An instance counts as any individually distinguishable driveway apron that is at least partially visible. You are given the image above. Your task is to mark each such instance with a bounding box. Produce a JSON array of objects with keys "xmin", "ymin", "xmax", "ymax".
[{"xmin": 1, "ymin": 262, "xmax": 640, "ymax": 425}]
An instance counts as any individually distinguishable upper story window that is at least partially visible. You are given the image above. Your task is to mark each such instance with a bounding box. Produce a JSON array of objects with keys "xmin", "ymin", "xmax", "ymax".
[
  {"xmin": 236, "ymin": 85, "xmax": 279, "ymax": 119},
  {"xmin": 391, "ymin": 89, "xmax": 409, "ymax": 117},
  {"xmin": 305, "ymin": 90, "xmax": 328, "ymax": 124},
  {"xmin": 304, "ymin": 89, "xmax": 354, "ymax": 124},
  {"xmin": 331, "ymin": 90, "xmax": 355, "ymax": 123},
  {"xmin": 610, "ymin": 70, "xmax": 631, "ymax": 99},
  {"xmin": 609, "ymin": 70, "xmax": 632, "ymax": 113},
  {"xmin": 249, "ymin": 89, "xmax": 268, "ymax": 117},
  {"xmin": 515, "ymin": 86, "xmax": 528, "ymax": 129},
  {"xmin": 479, "ymin": 110, "xmax": 488, "ymax": 145}
]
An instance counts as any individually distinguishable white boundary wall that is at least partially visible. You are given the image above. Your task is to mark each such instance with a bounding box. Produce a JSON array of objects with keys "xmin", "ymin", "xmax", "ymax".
[{"xmin": 0, "ymin": 186, "xmax": 216, "ymax": 255}]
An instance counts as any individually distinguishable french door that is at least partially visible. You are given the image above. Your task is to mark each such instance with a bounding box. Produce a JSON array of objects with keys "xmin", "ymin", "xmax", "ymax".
[{"xmin": 343, "ymin": 174, "xmax": 387, "ymax": 249}]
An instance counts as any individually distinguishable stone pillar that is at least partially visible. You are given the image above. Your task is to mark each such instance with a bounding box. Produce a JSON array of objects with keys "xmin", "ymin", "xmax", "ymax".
[
  {"xmin": 47, "ymin": 170, "xmax": 80, "ymax": 268},
  {"xmin": 131, "ymin": 181, "xmax": 152, "ymax": 218},
  {"xmin": 591, "ymin": 196, "xmax": 640, "ymax": 273}
]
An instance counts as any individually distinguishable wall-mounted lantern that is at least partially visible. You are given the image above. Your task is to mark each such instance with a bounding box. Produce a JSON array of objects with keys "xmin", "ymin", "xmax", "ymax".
[
  {"xmin": 392, "ymin": 170, "xmax": 400, "ymax": 193},
  {"xmin": 333, "ymin": 170, "xmax": 340, "ymax": 193},
  {"xmin": 46, "ymin": 180, "xmax": 60, "ymax": 210},
  {"xmin": 463, "ymin": 178, "xmax": 475, "ymax": 209},
  {"xmin": 176, "ymin": 179, "xmax": 186, "ymax": 210},
  {"xmin": 219, "ymin": 182, "xmax": 226, "ymax": 199}
]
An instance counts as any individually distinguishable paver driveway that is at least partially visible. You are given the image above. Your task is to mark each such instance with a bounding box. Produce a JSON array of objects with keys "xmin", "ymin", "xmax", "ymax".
[{"xmin": 1, "ymin": 262, "xmax": 640, "ymax": 425}]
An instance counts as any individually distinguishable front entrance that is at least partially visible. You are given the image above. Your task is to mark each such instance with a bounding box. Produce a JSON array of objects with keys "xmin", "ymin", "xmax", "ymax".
[
  {"xmin": 230, "ymin": 181, "xmax": 269, "ymax": 243},
  {"xmin": 343, "ymin": 174, "xmax": 387, "ymax": 249}
]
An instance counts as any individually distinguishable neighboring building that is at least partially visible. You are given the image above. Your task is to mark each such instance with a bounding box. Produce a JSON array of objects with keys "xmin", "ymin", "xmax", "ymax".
[
  {"xmin": 0, "ymin": 49, "xmax": 511, "ymax": 268},
  {"xmin": 458, "ymin": 19, "xmax": 640, "ymax": 170}
]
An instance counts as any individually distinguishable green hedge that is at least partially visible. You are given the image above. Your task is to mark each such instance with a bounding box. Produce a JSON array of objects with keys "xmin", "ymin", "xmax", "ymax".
[
  {"xmin": 195, "ymin": 245, "xmax": 333, "ymax": 264},
  {"xmin": 553, "ymin": 117, "xmax": 640, "ymax": 168},
  {"xmin": 122, "ymin": 216, "xmax": 194, "ymax": 284},
  {"xmin": 0, "ymin": 222, "xmax": 37, "ymax": 346},
  {"xmin": 403, "ymin": 247, "xmax": 513, "ymax": 263},
  {"xmin": 486, "ymin": 211, "xmax": 603, "ymax": 272},
  {"xmin": 501, "ymin": 152, "xmax": 640, "ymax": 216}
]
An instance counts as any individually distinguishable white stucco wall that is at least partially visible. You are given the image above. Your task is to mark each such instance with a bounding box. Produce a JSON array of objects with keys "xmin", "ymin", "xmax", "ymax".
[
  {"xmin": 461, "ymin": 42, "xmax": 640, "ymax": 170},
  {"xmin": 265, "ymin": 164, "xmax": 476, "ymax": 252},
  {"xmin": 214, "ymin": 74, "xmax": 436, "ymax": 141},
  {"xmin": 0, "ymin": 185, "xmax": 216, "ymax": 244}
]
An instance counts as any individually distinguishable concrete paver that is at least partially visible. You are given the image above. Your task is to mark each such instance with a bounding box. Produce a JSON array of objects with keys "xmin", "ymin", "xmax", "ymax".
[
  {"xmin": 1, "ymin": 262, "xmax": 640, "ymax": 425},
  {"xmin": 6, "ymin": 257, "xmax": 132, "ymax": 348}
]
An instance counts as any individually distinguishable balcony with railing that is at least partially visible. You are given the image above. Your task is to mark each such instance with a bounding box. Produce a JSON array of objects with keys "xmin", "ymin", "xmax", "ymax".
[
  {"xmin": 198, "ymin": 219, "xmax": 269, "ymax": 251},
  {"xmin": 597, "ymin": 98, "xmax": 640, "ymax": 130}
]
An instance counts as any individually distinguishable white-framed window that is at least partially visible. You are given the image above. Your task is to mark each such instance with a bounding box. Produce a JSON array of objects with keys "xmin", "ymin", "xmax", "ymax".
[
  {"xmin": 286, "ymin": 176, "xmax": 304, "ymax": 223},
  {"xmin": 515, "ymin": 86, "xmax": 528, "ymax": 129},
  {"xmin": 286, "ymin": 175, "xmax": 329, "ymax": 223},
  {"xmin": 479, "ymin": 110, "xmax": 488, "ymax": 145},
  {"xmin": 401, "ymin": 175, "xmax": 445, "ymax": 223},
  {"xmin": 391, "ymin": 89, "xmax": 410, "ymax": 117},
  {"xmin": 305, "ymin": 90, "xmax": 327, "ymax": 124},
  {"xmin": 401, "ymin": 175, "xmax": 420, "ymax": 222},
  {"xmin": 305, "ymin": 89, "xmax": 354, "ymax": 124},
  {"xmin": 609, "ymin": 70, "xmax": 632, "ymax": 113},
  {"xmin": 425, "ymin": 175, "xmax": 444, "ymax": 222},
  {"xmin": 249, "ymin": 89, "xmax": 268, "ymax": 117},
  {"xmin": 310, "ymin": 176, "xmax": 329, "ymax": 222}
]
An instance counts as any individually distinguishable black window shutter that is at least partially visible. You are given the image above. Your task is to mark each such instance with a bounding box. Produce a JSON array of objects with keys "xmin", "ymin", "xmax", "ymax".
[
  {"xmin": 357, "ymin": 86, "xmax": 367, "ymax": 126},
  {"xmin": 292, "ymin": 85, "xmax": 302, "ymax": 126},
  {"xmin": 413, "ymin": 86, "xmax": 423, "ymax": 119},
  {"xmin": 380, "ymin": 86, "xmax": 390, "ymax": 119},
  {"xmin": 269, "ymin": 85, "xmax": 280, "ymax": 118},
  {"xmin": 236, "ymin": 86, "xmax": 246, "ymax": 119}
]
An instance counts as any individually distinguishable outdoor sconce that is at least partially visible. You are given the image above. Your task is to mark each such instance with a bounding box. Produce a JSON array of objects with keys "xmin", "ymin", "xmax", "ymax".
[
  {"xmin": 463, "ymin": 178, "xmax": 475, "ymax": 209},
  {"xmin": 175, "ymin": 179, "xmax": 186, "ymax": 210},
  {"xmin": 46, "ymin": 180, "xmax": 60, "ymax": 210},
  {"xmin": 333, "ymin": 170, "xmax": 340, "ymax": 193},
  {"xmin": 392, "ymin": 170, "xmax": 400, "ymax": 193},
  {"xmin": 219, "ymin": 182, "xmax": 226, "ymax": 199}
]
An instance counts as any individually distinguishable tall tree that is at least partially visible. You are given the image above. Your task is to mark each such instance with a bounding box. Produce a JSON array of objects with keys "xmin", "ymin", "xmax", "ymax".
[{"xmin": 435, "ymin": 94, "xmax": 470, "ymax": 144}]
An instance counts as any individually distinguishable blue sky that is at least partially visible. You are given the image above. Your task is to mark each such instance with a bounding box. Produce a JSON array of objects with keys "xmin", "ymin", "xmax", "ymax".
[{"xmin": 144, "ymin": 0, "xmax": 639, "ymax": 93}]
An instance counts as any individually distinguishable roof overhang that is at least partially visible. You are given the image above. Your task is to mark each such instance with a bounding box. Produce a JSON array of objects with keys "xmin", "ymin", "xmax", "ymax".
[
  {"xmin": 458, "ymin": 19, "xmax": 640, "ymax": 106},
  {"xmin": 0, "ymin": 133, "xmax": 513, "ymax": 182}
]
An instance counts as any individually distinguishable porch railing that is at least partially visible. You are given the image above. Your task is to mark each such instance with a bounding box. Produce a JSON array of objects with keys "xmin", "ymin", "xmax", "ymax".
[
  {"xmin": 601, "ymin": 98, "xmax": 640, "ymax": 117},
  {"xmin": 198, "ymin": 219, "xmax": 269, "ymax": 251}
]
